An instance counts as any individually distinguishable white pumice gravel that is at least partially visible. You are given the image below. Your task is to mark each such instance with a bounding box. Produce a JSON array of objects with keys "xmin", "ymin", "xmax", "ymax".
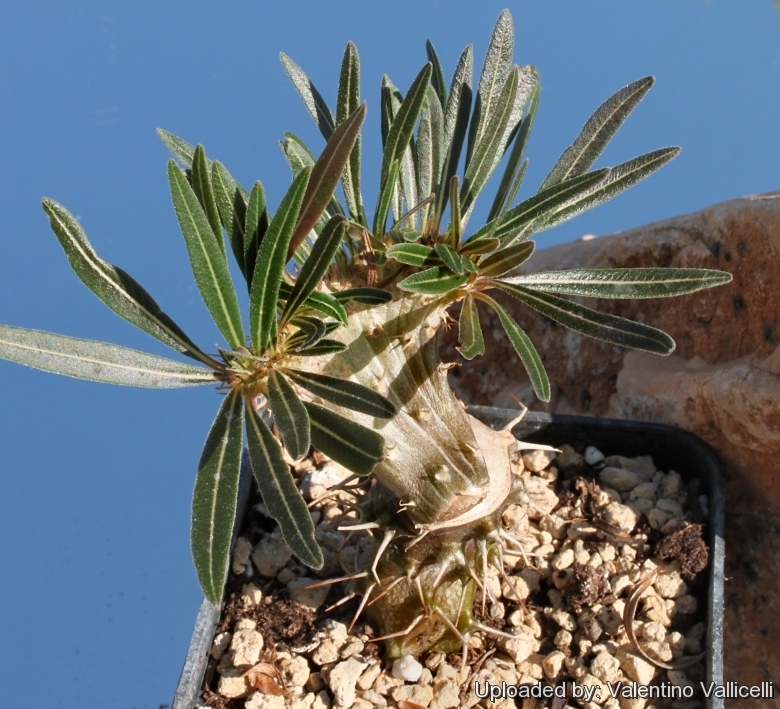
[{"xmin": 201, "ymin": 442, "xmax": 710, "ymax": 709}]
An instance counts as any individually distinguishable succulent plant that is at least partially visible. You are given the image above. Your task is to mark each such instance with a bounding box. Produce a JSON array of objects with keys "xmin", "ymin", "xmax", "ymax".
[{"xmin": 0, "ymin": 9, "xmax": 730, "ymax": 661}]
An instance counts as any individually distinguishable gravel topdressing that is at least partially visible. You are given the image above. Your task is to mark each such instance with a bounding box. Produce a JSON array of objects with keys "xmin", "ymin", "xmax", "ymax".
[{"xmin": 198, "ymin": 436, "xmax": 710, "ymax": 709}]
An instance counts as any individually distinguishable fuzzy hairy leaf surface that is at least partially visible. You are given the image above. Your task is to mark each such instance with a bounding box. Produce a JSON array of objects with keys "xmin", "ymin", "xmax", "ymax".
[
  {"xmin": 41, "ymin": 199, "xmax": 213, "ymax": 366},
  {"xmin": 280, "ymin": 53, "xmax": 335, "ymax": 141},
  {"xmin": 267, "ymin": 370, "xmax": 310, "ymax": 460},
  {"xmin": 304, "ymin": 401, "xmax": 385, "ymax": 476},
  {"xmin": 250, "ymin": 167, "xmax": 311, "ymax": 352},
  {"xmin": 496, "ymin": 281, "xmax": 675, "ymax": 354},
  {"xmin": 458, "ymin": 294, "xmax": 484, "ymax": 360},
  {"xmin": 503, "ymin": 268, "xmax": 732, "ymax": 298},
  {"xmin": 397, "ymin": 267, "xmax": 468, "ymax": 295},
  {"xmin": 541, "ymin": 77, "xmax": 654, "ymax": 190},
  {"xmin": 168, "ymin": 161, "xmax": 245, "ymax": 349},
  {"xmin": 191, "ymin": 145, "xmax": 223, "ymax": 248},
  {"xmin": 245, "ymin": 401, "xmax": 322, "ymax": 569},
  {"xmin": 191, "ymin": 391, "xmax": 244, "ymax": 604},
  {"xmin": 284, "ymin": 368, "xmax": 396, "ymax": 419},
  {"xmin": 157, "ymin": 128, "xmax": 197, "ymax": 168},
  {"xmin": 337, "ymin": 41, "xmax": 365, "ymax": 224},
  {"xmin": 0, "ymin": 325, "xmax": 217, "ymax": 388}
]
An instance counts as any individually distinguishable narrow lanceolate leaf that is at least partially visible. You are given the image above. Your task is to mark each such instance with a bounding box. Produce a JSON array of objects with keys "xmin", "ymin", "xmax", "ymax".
[
  {"xmin": 488, "ymin": 77, "xmax": 539, "ymax": 221},
  {"xmin": 495, "ymin": 281, "xmax": 675, "ymax": 354},
  {"xmin": 337, "ymin": 41, "xmax": 365, "ymax": 224},
  {"xmin": 0, "ymin": 325, "xmax": 217, "ymax": 388},
  {"xmin": 541, "ymin": 77, "xmax": 655, "ymax": 190},
  {"xmin": 460, "ymin": 237, "xmax": 500, "ymax": 256},
  {"xmin": 444, "ymin": 46, "xmax": 474, "ymax": 149},
  {"xmin": 304, "ymin": 402, "xmax": 384, "ymax": 476},
  {"xmin": 284, "ymin": 369, "xmax": 396, "ymax": 419},
  {"xmin": 503, "ymin": 268, "xmax": 732, "ymax": 299},
  {"xmin": 426, "ymin": 39, "xmax": 447, "ymax": 109},
  {"xmin": 41, "ymin": 199, "xmax": 213, "ymax": 366},
  {"xmin": 536, "ymin": 148, "xmax": 681, "ymax": 234},
  {"xmin": 244, "ymin": 181, "xmax": 269, "ymax": 289},
  {"xmin": 386, "ymin": 243, "xmax": 437, "ymax": 267},
  {"xmin": 285, "ymin": 317, "xmax": 327, "ymax": 352},
  {"xmin": 278, "ymin": 282, "xmax": 349, "ymax": 324},
  {"xmin": 435, "ymin": 243, "xmax": 464, "ymax": 274},
  {"xmin": 192, "ymin": 145, "xmax": 223, "ymax": 247},
  {"xmin": 467, "ymin": 9, "xmax": 514, "ymax": 164},
  {"xmin": 267, "ymin": 370, "xmax": 310, "ymax": 460},
  {"xmin": 418, "ymin": 85, "xmax": 444, "ymax": 231},
  {"xmin": 458, "ymin": 294, "xmax": 484, "ymax": 360},
  {"xmin": 293, "ymin": 339, "xmax": 347, "ymax": 356},
  {"xmin": 191, "ymin": 391, "xmax": 244, "ymax": 604},
  {"xmin": 373, "ymin": 160, "xmax": 401, "ymax": 235},
  {"xmin": 461, "ymin": 67, "xmax": 519, "ymax": 213},
  {"xmin": 212, "ymin": 160, "xmax": 249, "ymax": 278},
  {"xmin": 245, "ymin": 400, "xmax": 322, "ymax": 569},
  {"xmin": 168, "ymin": 161, "xmax": 245, "ymax": 349},
  {"xmin": 332, "ymin": 287, "xmax": 393, "ymax": 305},
  {"xmin": 250, "ymin": 167, "xmax": 312, "ymax": 352},
  {"xmin": 492, "ymin": 168, "xmax": 609, "ymax": 247},
  {"xmin": 434, "ymin": 76, "xmax": 472, "ymax": 231},
  {"xmin": 288, "ymin": 104, "xmax": 366, "ymax": 259},
  {"xmin": 157, "ymin": 128, "xmax": 197, "ymax": 168},
  {"xmin": 448, "ymin": 175, "xmax": 462, "ymax": 245},
  {"xmin": 476, "ymin": 292, "xmax": 551, "ymax": 402},
  {"xmin": 478, "ymin": 241, "xmax": 535, "ymax": 277},
  {"xmin": 397, "ymin": 267, "xmax": 469, "ymax": 295},
  {"xmin": 379, "ymin": 64, "xmax": 432, "ymax": 199},
  {"xmin": 280, "ymin": 53, "xmax": 336, "ymax": 141},
  {"xmin": 281, "ymin": 215, "xmax": 347, "ymax": 327}
]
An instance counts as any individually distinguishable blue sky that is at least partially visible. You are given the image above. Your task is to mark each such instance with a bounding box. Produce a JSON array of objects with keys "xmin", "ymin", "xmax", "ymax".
[{"xmin": 0, "ymin": 2, "xmax": 778, "ymax": 707}]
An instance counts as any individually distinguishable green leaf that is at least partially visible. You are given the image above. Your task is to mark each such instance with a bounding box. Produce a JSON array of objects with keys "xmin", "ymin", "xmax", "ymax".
[
  {"xmin": 397, "ymin": 267, "xmax": 469, "ymax": 295},
  {"xmin": 460, "ymin": 238, "xmax": 500, "ymax": 256},
  {"xmin": 458, "ymin": 294, "xmax": 484, "ymax": 360},
  {"xmin": 191, "ymin": 145, "xmax": 223, "ymax": 248},
  {"xmin": 41, "ymin": 199, "xmax": 213, "ymax": 366},
  {"xmin": 244, "ymin": 181, "xmax": 269, "ymax": 289},
  {"xmin": 285, "ymin": 316, "xmax": 327, "ymax": 351},
  {"xmin": 434, "ymin": 52, "xmax": 472, "ymax": 231},
  {"xmin": 337, "ymin": 41, "xmax": 365, "ymax": 224},
  {"xmin": 448, "ymin": 175, "xmax": 462, "ymax": 244},
  {"xmin": 488, "ymin": 75, "xmax": 539, "ymax": 221},
  {"xmin": 332, "ymin": 287, "xmax": 393, "ymax": 305},
  {"xmin": 288, "ymin": 104, "xmax": 367, "ymax": 260},
  {"xmin": 284, "ymin": 369, "xmax": 396, "ymax": 419},
  {"xmin": 536, "ymin": 148, "xmax": 681, "ymax": 233},
  {"xmin": 211, "ymin": 161, "xmax": 249, "ymax": 279},
  {"xmin": 417, "ymin": 85, "xmax": 444, "ymax": 231},
  {"xmin": 267, "ymin": 370, "xmax": 310, "ymax": 460},
  {"xmin": 461, "ymin": 66, "xmax": 519, "ymax": 213},
  {"xmin": 304, "ymin": 402, "xmax": 384, "ymax": 476},
  {"xmin": 157, "ymin": 128, "xmax": 197, "ymax": 168},
  {"xmin": 280, "ymin": 53, "xmax": 336, "ymax": 141},
  {"xmin": 476, "ymin": 292, "xmax": 550, "ymax": 402},
  {"xmin": 168, "ymin": 161, "xmax": 245, "ymax": 349},
  {"xmin": 245, "ymin": 400, "xmax": 322, "ymax": 569},
  {"xmin": 0, "ymin": 325, "xmax": 217, "ymax": 388},
  {"xmin": 281, "ymin": 131, "xmax": 316, "ymax": 175},
  {"xmin": 478, "ymin": 241, "xmax": 535, "ymax": 277},
  {"xmin": 492, "ymin": 168, "xmax": 610, "ymax": 247},
  {"xmin": 250, "ymin": 167, "xmax": 312, "ymax": 352},
  {"xmin": 425, "ymin": 39, "xmax": 447, "ymax": 109},
  {"xmin": 293, "ymin": 339, "xmax": 347, "ymax": 356},
  {"xmin": 541, "ymin": 76, "xmax": 655, "ymax": 190},
  {"xmin": 494, "ymin": 281, "xmax": 676, "ymax": 354},
  {"xmin": 373, "ymin": 160, "xmax": 401, "ymax": 236},
  {"xmin": 467, "ymin": 9, "xmax": 514, "ymax": 166},
  {"xmin": 503, "ymin": 267, "xmax": 732, "ymax": 299},
  {"xmin": 281, "ymin": 215, "xmax": 346, "ymax": 327},
  {"xmin": 435, "ymin": 243, "xmax": 464, "ymax": 274},
  {"xmin": 377, "ymin": 64, "xmax": 432, "ymax": 219},
  {"xmin": 278, "ymin": 281, "xmax": 348, "ymax": 324},
  {"xmin": 191, "ymin": 391, "xmax": 244, "ymax": 604},
  {"xmin": 386, "ymin": 243, "xmax": 437, "ymax": 267}
]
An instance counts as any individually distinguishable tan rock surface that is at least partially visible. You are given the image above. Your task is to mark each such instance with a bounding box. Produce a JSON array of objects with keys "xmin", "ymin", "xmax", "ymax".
[{"xmin": 443, "ymin": 192, "xmax": 780, "ymax": 701}]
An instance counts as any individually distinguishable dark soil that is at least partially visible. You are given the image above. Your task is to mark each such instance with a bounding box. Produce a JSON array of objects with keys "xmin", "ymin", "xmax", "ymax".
[{"xmin": 655, "ymin": 523, "xmax": 709, "ymax": 580}]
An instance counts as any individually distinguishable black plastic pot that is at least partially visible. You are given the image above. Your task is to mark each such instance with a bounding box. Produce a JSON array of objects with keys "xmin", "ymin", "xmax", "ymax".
[{"xmin": 173, "ymin": 410, "xmax": 726, "ymax": 709}]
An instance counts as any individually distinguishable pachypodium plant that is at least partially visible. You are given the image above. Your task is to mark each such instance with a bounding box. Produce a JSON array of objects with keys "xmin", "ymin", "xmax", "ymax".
[{"xmin": 0, "ymin": 10, "xmax": 730, "ymax": 661}]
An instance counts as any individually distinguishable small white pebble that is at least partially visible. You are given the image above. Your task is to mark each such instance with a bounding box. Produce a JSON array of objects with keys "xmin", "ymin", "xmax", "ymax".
[
  {"xmin": 552, "ymin": 548, "xmax": 575, "ymax": 570},
  {"xmin": 392, "ymin": 654, "xmax": 423, "ymax": 682},
  {"xmin": 585, "ymin": 446, "xmax": 605, "ymax": 465}
]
